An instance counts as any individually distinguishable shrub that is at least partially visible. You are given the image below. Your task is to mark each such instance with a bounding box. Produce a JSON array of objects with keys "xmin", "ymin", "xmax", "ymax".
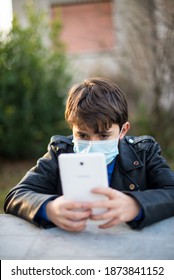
[{"xmin": 0, "ymin": 2, "xmax": 72, "ymax": 159}]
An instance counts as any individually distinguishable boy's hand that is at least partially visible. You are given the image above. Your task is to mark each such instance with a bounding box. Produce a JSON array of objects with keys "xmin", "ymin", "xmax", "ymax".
[
  {"xmin": 87, "ymin": 188, "xmax": 141, "ymax": 229},
  {"xmin": 46, "ymin": 196, "xmax": 91, "ymax": 232}
]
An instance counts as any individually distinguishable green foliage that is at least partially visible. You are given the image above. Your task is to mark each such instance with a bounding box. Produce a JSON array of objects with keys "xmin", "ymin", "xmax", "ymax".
[
  {"xmin": 130, "ymin": 104, "xmax": 174, "ymax": 163},
  {"xmin": 0, "ymin": 2, "xmax": 72, "ymax": 159},
  {"xmin": 109, "ymin": 73, "xmax": 174, "ymax": 163}
]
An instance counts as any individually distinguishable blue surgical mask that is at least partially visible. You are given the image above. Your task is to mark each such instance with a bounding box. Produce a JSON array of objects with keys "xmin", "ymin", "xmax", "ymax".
[{"xmin": 72, "ymin": 138, "xmax": 120, "ymax": 165}]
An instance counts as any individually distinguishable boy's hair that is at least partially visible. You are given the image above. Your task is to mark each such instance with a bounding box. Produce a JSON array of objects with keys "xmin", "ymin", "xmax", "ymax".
[{"xmin": 65, "ymin": 77, "xmax": 128, "ymax": 132}]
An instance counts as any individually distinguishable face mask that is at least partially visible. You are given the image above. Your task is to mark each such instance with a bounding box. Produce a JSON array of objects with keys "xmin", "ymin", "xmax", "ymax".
[{"xmin": 73, "ymin": 137, "xmax": 120, "ymax": 165}]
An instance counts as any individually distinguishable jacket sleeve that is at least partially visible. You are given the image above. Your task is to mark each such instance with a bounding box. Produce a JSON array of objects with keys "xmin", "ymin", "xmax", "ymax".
[
  {"xmin": 127, "ymin": 141, "xmax": 174, "ymax": 229},
  {"xmin": 4, "ymin": 144, "xmax": 61, "ymax": 228}
]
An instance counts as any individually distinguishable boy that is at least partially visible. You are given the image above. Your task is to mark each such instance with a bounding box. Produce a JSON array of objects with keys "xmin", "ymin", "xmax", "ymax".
[{"xmin": 4, "ymin": 77, "xmax": 174, "ymax": 232}]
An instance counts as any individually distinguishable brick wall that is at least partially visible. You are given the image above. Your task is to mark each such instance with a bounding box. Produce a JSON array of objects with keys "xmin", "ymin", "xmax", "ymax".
[{"xmin": 51, "ymin": 1, "xmax": 114, "ymax": 54}]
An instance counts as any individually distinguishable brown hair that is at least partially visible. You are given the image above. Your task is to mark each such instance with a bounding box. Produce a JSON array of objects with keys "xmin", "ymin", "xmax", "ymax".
[{"xmin": 65, "ymin": 77, "xmax": 128, "ymax": 132}]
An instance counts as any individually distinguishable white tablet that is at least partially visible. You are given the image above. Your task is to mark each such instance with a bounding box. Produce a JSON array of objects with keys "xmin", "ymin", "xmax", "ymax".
[{"xmin": 58, "ymin": 153, "xmax": 109, "ymax": 214}]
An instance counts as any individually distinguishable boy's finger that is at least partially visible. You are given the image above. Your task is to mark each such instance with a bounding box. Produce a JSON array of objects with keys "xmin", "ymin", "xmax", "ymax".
[{"xmin": 91, "ymin": 187, "xmax": 117, "ymax": 199}]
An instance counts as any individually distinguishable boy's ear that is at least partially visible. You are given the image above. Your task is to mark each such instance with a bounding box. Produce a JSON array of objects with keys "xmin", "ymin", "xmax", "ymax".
[{"xmin": 120, "ymin": 122, "xmax": 130, "ymax": 139}]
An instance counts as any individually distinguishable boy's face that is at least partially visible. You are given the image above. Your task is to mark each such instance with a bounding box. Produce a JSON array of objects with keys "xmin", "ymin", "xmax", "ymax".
[{"xmin": 72, "ymin": 123, "xmax": 129, "ymax": 141}]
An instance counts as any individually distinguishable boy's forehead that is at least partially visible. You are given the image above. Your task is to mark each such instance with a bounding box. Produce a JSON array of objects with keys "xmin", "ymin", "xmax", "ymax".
[
  {"xmin": 73, "ymin": 123, "xmax": 97, "ymax": 133},
  {"xmin": 73, "ymin": 123, "xmax": 119, "ymax": 133}
]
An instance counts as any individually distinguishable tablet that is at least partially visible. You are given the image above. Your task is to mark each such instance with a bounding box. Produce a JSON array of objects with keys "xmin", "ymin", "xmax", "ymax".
[{"xmin": 58, "ymin": 153, "xmax": 109, "ymax": 214}]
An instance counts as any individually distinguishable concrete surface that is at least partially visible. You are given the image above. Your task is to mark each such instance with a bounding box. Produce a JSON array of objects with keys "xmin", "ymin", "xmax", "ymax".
[{"xmin": 0, "ymin": 214, "xmax": 174, "ymax": 260}]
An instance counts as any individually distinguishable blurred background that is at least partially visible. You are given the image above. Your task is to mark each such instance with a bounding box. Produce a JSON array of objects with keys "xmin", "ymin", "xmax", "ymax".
[{"xmin": 0, "ymin": 0, "xmax": 174, "ymax": 213}]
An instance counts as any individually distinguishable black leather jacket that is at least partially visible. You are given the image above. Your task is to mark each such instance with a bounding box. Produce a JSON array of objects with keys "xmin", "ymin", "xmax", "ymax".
[{"xmin": 4, "ymin": 135, "xmax": 174, "ymax": 229}]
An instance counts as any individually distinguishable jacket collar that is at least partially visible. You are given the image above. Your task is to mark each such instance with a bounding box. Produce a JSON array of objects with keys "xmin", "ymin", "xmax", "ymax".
[{"xmin": 118, "ymin": 137, "xmax": 143, "ymax": 171}]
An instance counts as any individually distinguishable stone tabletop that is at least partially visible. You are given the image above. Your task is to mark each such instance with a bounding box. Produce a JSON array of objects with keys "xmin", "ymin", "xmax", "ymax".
[{"xmin": 0, "ymin": 214, "xmax": 174, "ymax": 260}]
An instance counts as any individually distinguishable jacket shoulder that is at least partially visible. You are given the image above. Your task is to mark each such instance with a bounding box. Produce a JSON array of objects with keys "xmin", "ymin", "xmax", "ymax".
[
  {"xmin": 49, "ymin": 135, "xmax": 73, "ymax": 153},
  {"xmin": 50, "ymin": 135, "xmax": 73, "ymax": 145},
  {"xmin": 125, "ymin": 135, "xmax": 155, "ymax": 145},
  {"xmin": 125, "ymin": 135, "xmax": 156, "ymax": 152}
]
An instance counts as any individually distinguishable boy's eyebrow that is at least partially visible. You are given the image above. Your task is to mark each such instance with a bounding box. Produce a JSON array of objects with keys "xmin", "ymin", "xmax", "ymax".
[
  {"xmin": 76, "ymin": 130, "xmax": 89, "ymax": 135},
  {"xmin": 76, "ymin": 130, "xmax": 112, "ymax": 135},
  {"xmin": 97, "ymin": 131, "xmax": 112, "ymax": 135}
]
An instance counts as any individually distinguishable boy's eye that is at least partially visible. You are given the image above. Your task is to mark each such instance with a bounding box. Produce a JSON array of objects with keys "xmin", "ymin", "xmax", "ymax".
[
  {"xmin": 76, "ymin": 132, "xmax": 110, "ymax": 140},
  {"xmin": 78, "ymin": 133, "xmax": 89, "ymax": 139},
  {"xmin": 99, "ymin": 134, "xmax": 109, "ymax": 140}
]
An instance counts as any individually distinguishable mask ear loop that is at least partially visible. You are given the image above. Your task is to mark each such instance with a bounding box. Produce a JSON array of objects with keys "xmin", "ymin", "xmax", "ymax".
[{"xmin": 118, "ymin": 125, "xmax": 124, "ymax": 140}]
